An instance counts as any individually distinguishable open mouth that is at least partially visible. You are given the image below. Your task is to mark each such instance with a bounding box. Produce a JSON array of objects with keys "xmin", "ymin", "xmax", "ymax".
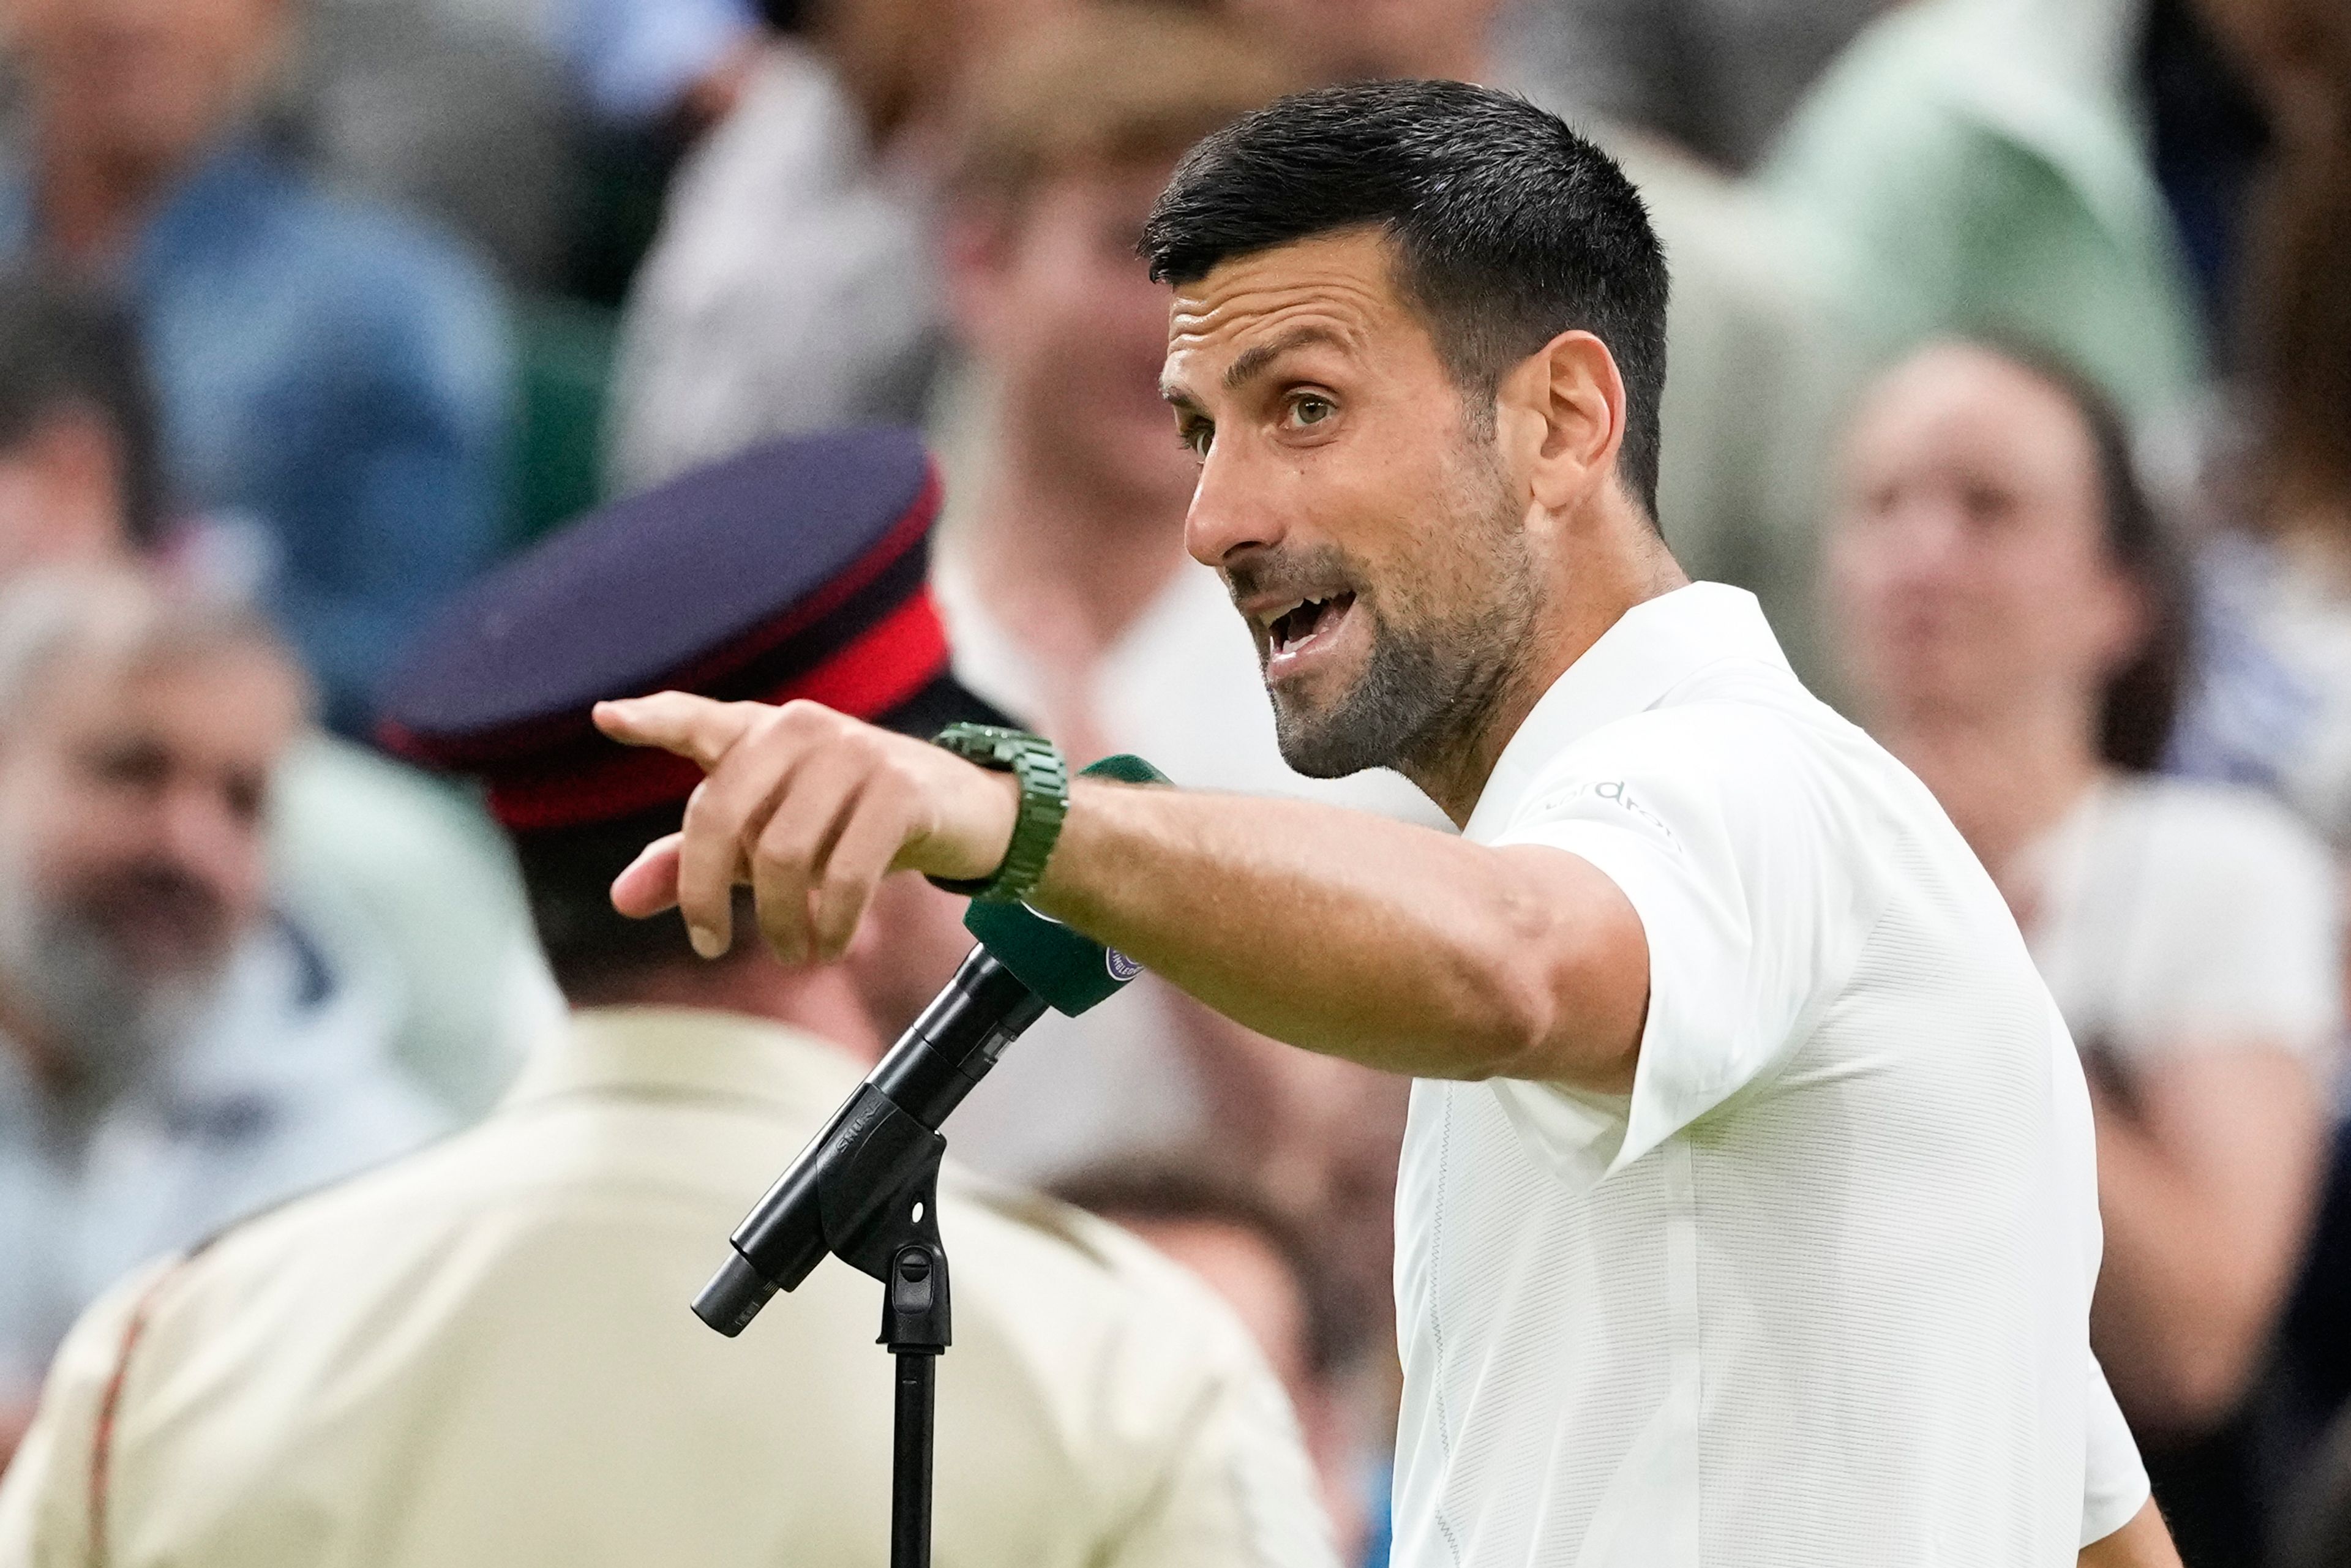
[{"xmin": 1266, "ymin": 591, "xmax": 1357, "ymax": 664}]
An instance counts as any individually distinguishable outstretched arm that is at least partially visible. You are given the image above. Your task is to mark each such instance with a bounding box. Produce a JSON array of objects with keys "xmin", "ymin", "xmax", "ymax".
[{"xmin": 593, "ymin": 694, "xmax": 1649, "ymax": 1089}]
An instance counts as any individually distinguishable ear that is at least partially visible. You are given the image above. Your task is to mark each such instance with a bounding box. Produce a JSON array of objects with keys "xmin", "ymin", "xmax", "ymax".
[{"xmin": 1493, "ymin": 329, "xmax": 1627, "ymax": 518}]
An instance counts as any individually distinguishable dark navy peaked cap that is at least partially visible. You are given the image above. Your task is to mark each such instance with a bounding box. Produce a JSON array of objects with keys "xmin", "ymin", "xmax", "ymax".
[{"xmin": 381, "ymin": 427, "xmax": 992, "ymax": 833}]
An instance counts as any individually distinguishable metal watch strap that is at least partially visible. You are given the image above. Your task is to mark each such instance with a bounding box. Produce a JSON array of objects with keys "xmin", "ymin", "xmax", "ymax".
[{"xmin": 926, "ymin": 724, "xmax": 1070, "ymax": 903}]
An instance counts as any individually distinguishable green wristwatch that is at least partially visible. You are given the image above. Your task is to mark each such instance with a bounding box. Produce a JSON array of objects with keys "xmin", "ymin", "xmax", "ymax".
[{"xmin": 928, "ymin": 723, "xmax": 1071, "ymax": 904}]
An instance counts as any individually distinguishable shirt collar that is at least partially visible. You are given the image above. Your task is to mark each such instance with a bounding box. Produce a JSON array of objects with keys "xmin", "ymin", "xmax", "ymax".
[
  {"xmin": 503, "ymin": 1005, "xmax": 866, "ymax": 1121},
  {"xmin": 1466, "ymin": 582, "xmax": 1790, "ymax": 842}
]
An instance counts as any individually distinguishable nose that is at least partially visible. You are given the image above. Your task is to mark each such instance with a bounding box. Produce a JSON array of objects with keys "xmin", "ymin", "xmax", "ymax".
[
  {"xmin": 1182, "ymin": 442, "xmax": 1284, "ymax": 571},
  {"xmin": 156, "ymin": 780, "xmax": 257, "ymax": 912}
]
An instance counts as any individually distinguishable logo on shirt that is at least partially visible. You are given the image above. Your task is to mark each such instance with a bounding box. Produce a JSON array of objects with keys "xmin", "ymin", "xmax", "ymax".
[{"xmin": 1105, "ymin": 948, "xmax": 1142, "ymax": 983}]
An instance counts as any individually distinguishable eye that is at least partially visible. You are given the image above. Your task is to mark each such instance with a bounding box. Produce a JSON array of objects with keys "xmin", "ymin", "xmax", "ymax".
[
  {"xmin": 1286, "ymin": 393, "xmax": 1335, "ymax": 429},
  {"xmin": 1177, "ymin": 418, "xmax": 1213, "ymax": 460}
]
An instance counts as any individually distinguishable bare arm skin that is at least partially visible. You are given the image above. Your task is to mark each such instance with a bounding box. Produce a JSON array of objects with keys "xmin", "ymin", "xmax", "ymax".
[
  {"xmin": 2080, "ymin": 1499, "xmax": 2183, "ymax": 1568},
  {"xmin": 2090, "ymin": 1046, "xmax": 2325, "ymax": 1433},
  {"xmin": 593, "ymin": 696, "xmax": 1651, "ymax": 1090}
]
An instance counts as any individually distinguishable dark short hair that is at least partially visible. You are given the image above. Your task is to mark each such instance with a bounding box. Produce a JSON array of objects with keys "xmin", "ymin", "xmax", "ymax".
[
  {"xmin": 1967, "ymin": 337, "xmax": 2190, "ymax": 771},
  {"xmin": 1049, "ymin": 1158, "xmax": 1371, "ymax": 1382},
  {"xmin": 0, "ymin": 267, "xmax": 167, "ymax": 547},
  {"xmin": 516, "ymin": 673, "xmax": 1014, "ymax": 999},
  {"xmin": 1139, "ymin": 78, "xmax": 1671, "ymax": 520}
]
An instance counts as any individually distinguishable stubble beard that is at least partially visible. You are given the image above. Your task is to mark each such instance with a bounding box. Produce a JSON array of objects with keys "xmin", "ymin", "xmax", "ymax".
[
  {"xmin": 1271, "ymin": 458, "xmax": 1539, "ymax": 785},
  {"xmin": 0, "ymin": 852, "xmax": 222, "ymax": 1111}
]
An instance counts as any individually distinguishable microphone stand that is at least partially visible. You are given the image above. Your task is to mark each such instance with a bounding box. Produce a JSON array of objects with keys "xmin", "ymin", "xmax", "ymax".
[{"xmin": 780, "ymin": 1097, "xmax": 955, "ymax": 1568}]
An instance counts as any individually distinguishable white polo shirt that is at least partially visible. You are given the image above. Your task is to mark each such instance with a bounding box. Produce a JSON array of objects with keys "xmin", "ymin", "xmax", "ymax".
[{"xmin": 1390, "ymin": 583, "xmax": 2148, "ymax": 1567}]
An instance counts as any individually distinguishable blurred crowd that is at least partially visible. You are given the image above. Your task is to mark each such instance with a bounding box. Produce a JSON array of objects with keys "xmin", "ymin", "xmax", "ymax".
[{"xmin": 0, "ymin": 0, "xmax": 2344, "ymax": 1563}]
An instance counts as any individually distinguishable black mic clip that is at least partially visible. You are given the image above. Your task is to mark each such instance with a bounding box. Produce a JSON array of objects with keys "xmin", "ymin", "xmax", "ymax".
[{"xmin": 693, "ymin": 1082, "xmax": 955, "ymax": 1347}]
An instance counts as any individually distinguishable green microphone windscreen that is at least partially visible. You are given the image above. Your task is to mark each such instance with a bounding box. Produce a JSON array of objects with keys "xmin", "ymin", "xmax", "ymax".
[{"xmin": 961, "ymin": 753, "xmax": 1168, "ymax": 1016}]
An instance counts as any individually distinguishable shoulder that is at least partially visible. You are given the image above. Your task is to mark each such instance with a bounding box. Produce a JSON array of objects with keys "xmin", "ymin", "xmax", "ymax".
[
  {"xmin": 1509, "ymin": 667, "xmax": 1873, "ymax": 846},
  {"xmin": 237, "ymin": 161, "xmax": 508, "ymax": 345},
  {"xmin": 2105, "ymin": 775, "xmax": 2334, "ymax": 902}
]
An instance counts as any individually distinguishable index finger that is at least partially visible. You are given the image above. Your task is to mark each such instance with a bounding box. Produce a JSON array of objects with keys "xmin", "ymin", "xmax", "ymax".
[{"xmin": 593, "ymin": 692, "xmax": 759, "ymax": 772}]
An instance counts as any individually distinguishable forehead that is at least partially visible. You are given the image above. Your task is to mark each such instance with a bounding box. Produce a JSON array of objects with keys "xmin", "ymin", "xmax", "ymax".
[
  {"xmin": 36, "ymin": 640, "xmax": 300, "ymax": 754},
  {"xmin": 1850, "ymin": 346, "xmax": 2090, "ymax": 467},
  {"xmin": 1161, "ymin": 228, "xmax": 1422, "ymax": 385}
]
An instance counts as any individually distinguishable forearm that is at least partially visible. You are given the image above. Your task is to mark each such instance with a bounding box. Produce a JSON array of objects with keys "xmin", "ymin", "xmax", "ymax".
[
  {"xmin": 2091, "ymin": 1078, "xmax": 2320, "ymax": 1430},
  {"xmin": 1030, "ymin": 780, "xmax": 1646, "ymax": 1085}
]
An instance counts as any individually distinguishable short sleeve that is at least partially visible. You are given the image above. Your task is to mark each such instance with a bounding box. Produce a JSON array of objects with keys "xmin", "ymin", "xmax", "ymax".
[
  {"xmin": 2081, "ymin": 1351, "xmax": 2151, "ymax": 1547},
  {"xmin": 2109, "ymin": 789, "xmax": 2342, "ymax": 1068},
  {"xmin": 1485, "ymin": 705, "xmax": 1880, "ymax": 1187}
]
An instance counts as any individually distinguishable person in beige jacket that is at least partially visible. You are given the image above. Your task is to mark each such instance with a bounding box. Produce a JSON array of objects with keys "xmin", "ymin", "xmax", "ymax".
[{"xmin": 0, "ymin": 429, "xmax": 1336, "ymax": 1568}]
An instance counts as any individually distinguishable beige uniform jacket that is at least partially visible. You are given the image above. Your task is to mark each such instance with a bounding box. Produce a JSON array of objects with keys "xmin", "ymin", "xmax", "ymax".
[{"xmin": 0, "ymin": 1007, "xmax": 1335, "ymax": 1568}]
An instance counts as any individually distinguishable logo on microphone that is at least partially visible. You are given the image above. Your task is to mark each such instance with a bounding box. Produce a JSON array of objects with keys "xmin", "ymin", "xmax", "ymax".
[{"xmin": 1105, "ymin": 948, "xmax": 1142, "ymax": 983}]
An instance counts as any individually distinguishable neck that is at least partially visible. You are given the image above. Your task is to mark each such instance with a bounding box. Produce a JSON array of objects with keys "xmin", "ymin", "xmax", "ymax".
[
  {"xmin": 36, "ymin": 134, "xmax": 189, "ymax": 270},
  {"xmin": 1411, "ymin": 509, "xmax": 1689, "ymax": 825},
  {"xmin": 571, "ymin": 956, "xmax": 889, "ymax": 1066},
  {"xmin": 1877, "ymin": 697, "xmax": 2105, "ymax": 882},
  {"xmin": 962, "ymin": 428, "xmax": 1193, "ymax": 659}
]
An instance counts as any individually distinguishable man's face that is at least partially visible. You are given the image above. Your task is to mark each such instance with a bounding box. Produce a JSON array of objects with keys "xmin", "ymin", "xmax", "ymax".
[
  {"xmin": 1161, "ymin": 229, "xmax": 1535, "ymax": 778},
  {"xmin": 0, "ymin": 638, "xmax": 302, "ymax": 1083},
  {"xmin": 1828, "ymin": 344, "xmax": 2141, "ymax": 731},
  {"xmin": 958, "ymin": 163, "xmax": 1201, "ymax": 516},
  {"xmin": 4, "ymin": 0, "xmax": 286, "ymax": 174}
]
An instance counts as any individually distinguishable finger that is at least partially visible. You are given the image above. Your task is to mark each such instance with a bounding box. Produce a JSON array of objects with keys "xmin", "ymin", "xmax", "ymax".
[
  {"xmin": 809, "ymin": 781, "xmax": 915, "ymax": 964},
  {"xmin": 610, "ymin": 833, "xmax": 683, "ymax": 918},
  {"xmin": 675, "ymin": 713, "xmax": 818, "ymax": 956},
  {"xmin": 749, "ymin": 743, "xmax": 871, "ymax": 966},
  {"xmin": 594, "ymin": 692, "xmax": 761, "ymax": 771}
]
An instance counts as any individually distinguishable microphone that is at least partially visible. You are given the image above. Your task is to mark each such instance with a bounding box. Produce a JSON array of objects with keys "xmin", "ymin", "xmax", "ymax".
[{"xmin": 691, "ymin": 754, "xmax": 1163, "ymax": 1336}]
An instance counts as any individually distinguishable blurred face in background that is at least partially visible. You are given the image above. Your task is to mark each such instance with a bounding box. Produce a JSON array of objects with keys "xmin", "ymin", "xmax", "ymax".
[
  {"xmin": 3, "ymin": 0, "xmax": 289, "ymax": 176},
  {"xmin": 953, "ymin": 159, "xmax": 1203, "ymax": 519},
  {"xmin": 0, "ymin": 629, "xmax": 302, "ymax": 1095},
  {"xmin": 1828, "ymin": 342, "xmax": 2143, "ymax": 737},
  {"xmin": 0, "ymin": 408, "xmax": 132, "ymax": 578}
]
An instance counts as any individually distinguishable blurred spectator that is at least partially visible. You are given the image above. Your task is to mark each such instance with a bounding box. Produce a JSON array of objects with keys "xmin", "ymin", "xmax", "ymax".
[
  {"xmin": 1496, "ymin": 0, "xmax": 1888, "ymax": 171},
  {"xmin": 1829, "ymin": 339, "xmax": 2336, "ymax": 1567},
  {"xmin": 0, "ymin": 266, "xmax": 556, "ymax": 1120},
  {"xmin": 0, "ymin": 567, "xmax": 442, "ymax": 1468},
  {"xmin": 556, "ymin": 0, "xmax": 764, "ymax": 132},
  {"xmin": 1053, "ymin": 1160, "xmax": 1381, "ymax": 1564},
  {"xmin": 0, "ymin": 272, "xmax": 165, "ymax": 571},
  {"xmin": 0, "ymin": 0, "xmax": 514, "ymax": 732},
  {"xmin": 607, "ymin": 0, "xmax": 1073, "ymax": 491},
  {"xmin": 288, "ymin": 0, "xmax": 586, "ymax": 291},
  {"xmin": 2167, "ymin": 9, "xmax": 2351, "ymax": 847},
  {"xmin": 0, "ymin": 433, "xmax": 1335, "ymax": 1567},
  {"xmin": 1760, "ymin": 0, "xmax": 2205, "ymax": 427}
]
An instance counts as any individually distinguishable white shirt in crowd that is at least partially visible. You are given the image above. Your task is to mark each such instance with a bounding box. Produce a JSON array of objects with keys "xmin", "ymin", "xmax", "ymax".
[
  {"xmin": 932, "ymin": 541, "xmax": 1441, "ymax": 1181},
  {"xmin": 2019, "ymin": 772, "xmax": 2342, "ymax": 1078},
  {"xmin": 1392, "ymin": 583, "xmax": 2147, "ymax": 1566}
]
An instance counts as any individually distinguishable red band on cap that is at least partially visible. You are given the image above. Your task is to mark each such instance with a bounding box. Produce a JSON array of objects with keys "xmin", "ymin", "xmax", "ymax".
[{"xmin": 484, "ymin": 588, "xmax": 953, "ymax": 833}]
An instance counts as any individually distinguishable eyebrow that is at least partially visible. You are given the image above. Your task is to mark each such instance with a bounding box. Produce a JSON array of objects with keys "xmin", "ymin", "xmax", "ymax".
[{"xmin": 1160, "ymin": 323, "xmax": 1350, "ymax": 408}]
